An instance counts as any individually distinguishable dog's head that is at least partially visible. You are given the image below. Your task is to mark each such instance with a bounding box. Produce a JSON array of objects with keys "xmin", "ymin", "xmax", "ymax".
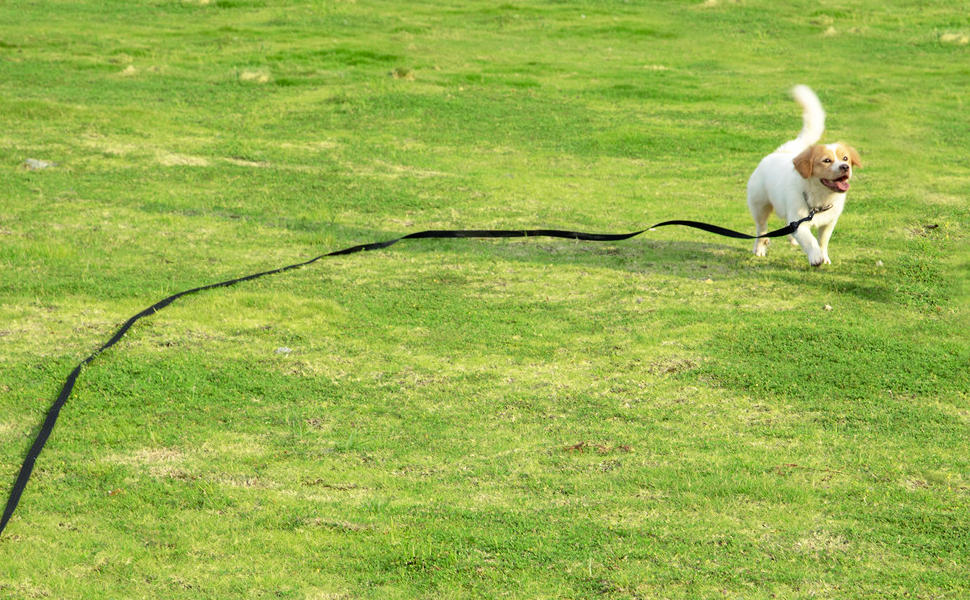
[{"xmin": 793, "ymin": 143, "xmax": 862, "ymax": 193}]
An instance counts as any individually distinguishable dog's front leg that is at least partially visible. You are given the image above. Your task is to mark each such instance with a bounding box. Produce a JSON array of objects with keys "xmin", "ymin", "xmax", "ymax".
[
  {"xmin": 816, "ymin": 219, "xmax": 839, "ymax": 265},
  {"xmin": 790, "ymin": 224, "xmax": 825, "ymax": 267}
]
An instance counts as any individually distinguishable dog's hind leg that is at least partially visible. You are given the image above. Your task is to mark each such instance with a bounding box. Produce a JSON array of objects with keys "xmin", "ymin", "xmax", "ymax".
[{"xmin": 749, "ymin": 202, "xmax": 773, "ymax": 257}]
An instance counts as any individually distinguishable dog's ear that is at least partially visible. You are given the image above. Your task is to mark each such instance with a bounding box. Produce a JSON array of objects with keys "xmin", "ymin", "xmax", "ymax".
[{"xmin": 793, "ymin": 146, "xmax": 816, "ymax": 179}]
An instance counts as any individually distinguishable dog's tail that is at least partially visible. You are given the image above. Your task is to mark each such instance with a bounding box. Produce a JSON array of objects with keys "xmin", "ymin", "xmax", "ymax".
[{"xmin": 778, "ymin": 84, "xmax": 825, "ymax": 152}]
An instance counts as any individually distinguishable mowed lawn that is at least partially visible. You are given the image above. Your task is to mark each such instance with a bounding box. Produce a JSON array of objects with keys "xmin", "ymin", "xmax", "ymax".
[{"xmin": 1, "ymin": 1, "xmax": 968, "ymax": 598}]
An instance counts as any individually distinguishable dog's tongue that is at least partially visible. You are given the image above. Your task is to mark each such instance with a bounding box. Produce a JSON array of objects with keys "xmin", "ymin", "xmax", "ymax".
[{"xmin": 823, "ymin": 177, "xmax": 850, "ymax": 193}]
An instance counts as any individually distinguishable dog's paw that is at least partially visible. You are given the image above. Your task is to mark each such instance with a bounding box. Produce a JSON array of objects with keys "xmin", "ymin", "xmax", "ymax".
[{"xmin": 807, "ymin": 250, "xmax": 825, "ymax": 267}]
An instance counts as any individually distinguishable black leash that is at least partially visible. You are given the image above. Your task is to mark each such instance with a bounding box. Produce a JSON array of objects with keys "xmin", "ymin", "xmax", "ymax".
[{"xmin": 0, "ymin": 211, "xmax": 823, "ymax": 538}]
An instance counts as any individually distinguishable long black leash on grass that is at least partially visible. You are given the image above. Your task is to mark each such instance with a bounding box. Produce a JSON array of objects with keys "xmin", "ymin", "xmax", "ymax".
[{"xmin": 0, "ymin": 210, "xmax": 825, "ymax": 538}]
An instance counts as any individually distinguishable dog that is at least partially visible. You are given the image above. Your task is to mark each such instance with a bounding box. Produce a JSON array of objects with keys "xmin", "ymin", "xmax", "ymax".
[{"xmin": 747, "ymin": 85, "xmax": 861, "ymax": 266}]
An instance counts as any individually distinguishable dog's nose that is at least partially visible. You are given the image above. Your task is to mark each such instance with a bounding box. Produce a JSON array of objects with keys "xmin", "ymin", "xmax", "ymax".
[{"xmin": 839, "ymin": 163, "xmax": 850, "ymax": 173}]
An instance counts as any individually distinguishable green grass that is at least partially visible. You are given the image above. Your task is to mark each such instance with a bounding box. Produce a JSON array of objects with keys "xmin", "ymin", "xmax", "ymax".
[{"xmin": 1, "ymin": 0, "xmax": 969, "ymax": 598}]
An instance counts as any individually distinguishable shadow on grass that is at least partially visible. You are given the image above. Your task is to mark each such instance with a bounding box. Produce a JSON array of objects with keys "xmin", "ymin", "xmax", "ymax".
[
  {"xmin": 769, "ymin": 267, "xmax": 897, "ymax": 305},
  {"xmin": 316, "ymin": 223, "xmax": 746, "ymax": 269},
  {"xmin": 314, "ymin": 224, "xmax": 899, "ymax": 306}
]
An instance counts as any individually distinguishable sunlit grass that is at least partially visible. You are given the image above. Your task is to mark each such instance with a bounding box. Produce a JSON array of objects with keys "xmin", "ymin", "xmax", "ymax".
[{"xmin": 1, "ymin": 1, "xmax": 968, "ymax": 598}]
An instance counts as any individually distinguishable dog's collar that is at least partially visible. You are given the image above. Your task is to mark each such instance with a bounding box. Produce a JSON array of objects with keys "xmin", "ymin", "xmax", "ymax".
[
  {"xmin": 807, "ymin": 204, "xmax": 833, "ymax": 219},
  {"xmin": 802, "ymin": 192, "xmax": 834, "ymax": 216}
]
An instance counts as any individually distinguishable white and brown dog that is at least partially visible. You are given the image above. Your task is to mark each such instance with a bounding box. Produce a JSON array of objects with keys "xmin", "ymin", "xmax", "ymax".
[{"xmin": 747, "ymin": 85, "xmax": 861, "ymax": 266}]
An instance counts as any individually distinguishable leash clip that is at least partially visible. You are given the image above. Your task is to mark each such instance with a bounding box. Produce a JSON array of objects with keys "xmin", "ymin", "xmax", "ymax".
[{"xmin": 789, "ymin": 204, "xmax": 833, "ymax": 232}]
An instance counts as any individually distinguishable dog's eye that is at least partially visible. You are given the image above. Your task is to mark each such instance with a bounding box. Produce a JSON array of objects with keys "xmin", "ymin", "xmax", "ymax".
[
  {"xmin": 842, "ymin": 156, "xmax": 849, "ymax": 161},
  {"xmin": 822, "ymin": 158, "xmax": 832, "ymax": 163}
]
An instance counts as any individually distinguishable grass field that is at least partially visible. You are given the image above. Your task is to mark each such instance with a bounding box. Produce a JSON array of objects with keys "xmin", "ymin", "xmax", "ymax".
[{"xmin": 1, "ymin": 0, "xmax": 968, "ymax": 598}]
